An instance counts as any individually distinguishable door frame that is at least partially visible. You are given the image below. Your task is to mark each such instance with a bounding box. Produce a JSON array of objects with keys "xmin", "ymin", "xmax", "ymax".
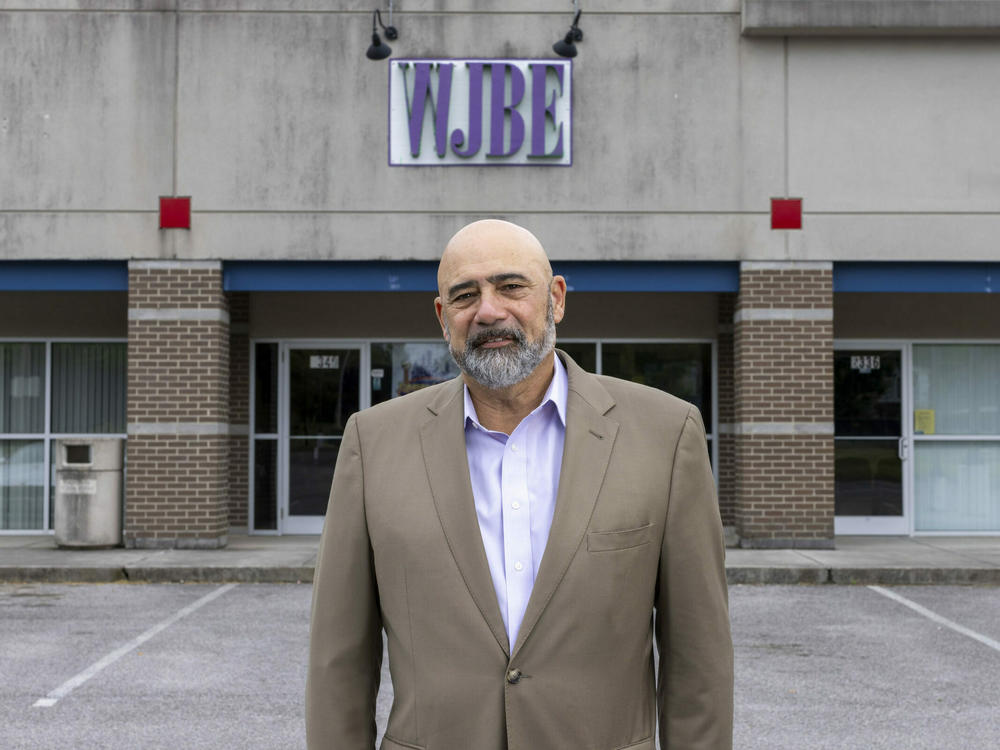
[
  {"xmin": 278, "ymin": 340, "xmax": 369, "ymax": 535},
  {"xmin": 833, "ymin": 339, "xmax": 912, "ymax": 536}
]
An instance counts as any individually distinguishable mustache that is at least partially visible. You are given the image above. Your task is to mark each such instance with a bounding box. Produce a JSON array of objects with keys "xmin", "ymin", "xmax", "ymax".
[{"xmin": 467, "ymin": 328, "xmax": 527, "ymax": 349}]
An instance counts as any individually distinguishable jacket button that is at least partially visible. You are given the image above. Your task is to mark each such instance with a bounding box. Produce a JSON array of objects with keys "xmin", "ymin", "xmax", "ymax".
[{"xmin": 506, "ymin": 669, "xmax": 522, "ymax": 684}]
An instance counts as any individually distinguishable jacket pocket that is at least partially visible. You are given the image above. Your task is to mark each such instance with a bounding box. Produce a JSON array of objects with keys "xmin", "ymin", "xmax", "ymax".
[
  {"xmin": 587, "ymin": 522, "xmax": 655, "ymax": 552},
  {"xmin": 614, "ymin": 737, "xmax": 653, "ymax": 750},
  {"xmin": 381, "ymin": 735, "xmax": 425, "ymax": 750}
]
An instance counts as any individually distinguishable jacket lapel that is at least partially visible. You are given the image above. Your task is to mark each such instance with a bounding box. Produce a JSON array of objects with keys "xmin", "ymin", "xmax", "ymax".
[
  {"xmin": 419, "ymin": 377, "xmax": 511, "ymax": 656},
  {"xmin": 512, "ymin": 353, "xmax": 618, "ymax": 659}
]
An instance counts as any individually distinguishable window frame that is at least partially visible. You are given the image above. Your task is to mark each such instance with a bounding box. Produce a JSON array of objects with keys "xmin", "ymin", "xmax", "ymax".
[
  {"xmin": 0, "ymin": 338, "xmax": 127, "ymax": 534},
  {"xmin": 249, "ymin": 337, "xmax": 718, "ymax": 533}
]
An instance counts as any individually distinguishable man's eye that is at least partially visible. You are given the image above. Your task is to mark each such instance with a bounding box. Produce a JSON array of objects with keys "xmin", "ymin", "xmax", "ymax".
[
  {"xmin": 454, "ymin": 292, "xmax": 475, "ymax": 302},
  {"xmin": 502, "ymin": 284, "xmax": 523, "ymax": 291}
]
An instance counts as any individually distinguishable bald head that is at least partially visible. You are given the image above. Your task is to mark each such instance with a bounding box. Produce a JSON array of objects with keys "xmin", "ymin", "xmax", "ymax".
[
  {"xmin": 433, "ymin": 219, "xmax": 567, "ymax": 389},
  {"xmin": 438, "ymin": 219, "xmax": 553, "ymax": 296}
]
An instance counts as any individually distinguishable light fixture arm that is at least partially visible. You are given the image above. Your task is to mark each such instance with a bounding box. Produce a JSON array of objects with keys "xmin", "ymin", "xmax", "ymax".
[
  {"xmin": 373, "ymin": 8, "xmax": 398, "ymax": 41},
  {"xmin": 566, "ymin": 9, "xmax": 583, "ymax": 42}
]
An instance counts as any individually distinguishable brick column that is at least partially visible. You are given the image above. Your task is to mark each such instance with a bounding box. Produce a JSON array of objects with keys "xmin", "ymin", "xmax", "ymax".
[
  {"xmin": 125, "ymin": 260, "xmax": 229, "ymax": 549},
  {"xmin": 716, "ymin": 293, "xmax": 737, "ymax": 534},
  {"xmin": 733, "ymin": 262, "xmax": 834, "ymax": 548},
  {"xmin": 227, "ymin": 292, "xmax": 250, "ymax": 530}
]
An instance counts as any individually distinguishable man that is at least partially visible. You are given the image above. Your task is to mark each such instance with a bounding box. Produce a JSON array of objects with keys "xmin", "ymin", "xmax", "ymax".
[{"xmin": 306, "ymin": 220, "xmax": 733, "ymax": 750}]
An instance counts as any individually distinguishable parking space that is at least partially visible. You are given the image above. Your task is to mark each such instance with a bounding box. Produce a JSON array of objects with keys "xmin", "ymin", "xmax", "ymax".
[{"xmin": 1, "ymin": 583, "xmax": 997, "ymax": 749}]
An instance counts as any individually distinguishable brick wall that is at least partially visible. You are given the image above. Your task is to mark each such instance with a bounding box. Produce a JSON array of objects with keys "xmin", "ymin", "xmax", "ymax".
[
  {"xmin": 125, "ymin": 261, "xmax": 230, "ymax": 548},
  {"xmin": 227, "ymin": 292, "xmax": 250, "ymax": 529},
  {"xmin": 732, "ymin": 263, "xmax": 834, "ymax": 548}
]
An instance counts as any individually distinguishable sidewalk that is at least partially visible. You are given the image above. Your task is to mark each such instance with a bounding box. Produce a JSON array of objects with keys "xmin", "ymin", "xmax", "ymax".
[{"xmin": 1, "ymin": 533, "xmax": 998, "ymax": 585}]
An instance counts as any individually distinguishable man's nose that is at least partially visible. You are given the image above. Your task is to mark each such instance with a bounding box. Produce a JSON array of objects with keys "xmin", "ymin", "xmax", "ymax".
[{"xmin": 473, "ymin": 290, "xmax": 507, "ymax": 326}]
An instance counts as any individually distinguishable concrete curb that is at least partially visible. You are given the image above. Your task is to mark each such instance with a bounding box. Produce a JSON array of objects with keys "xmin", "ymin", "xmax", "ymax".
[
  {"xmin": 3, "ymin": 566, "xmax": 999, "ymax": 585},
  {"xmin": 727, "ymin": 567, "xmax": 1000, "ymax": 585},
  {"xmin": 0, "ymin": 567, "xmax": 314, "ymax": 584}
]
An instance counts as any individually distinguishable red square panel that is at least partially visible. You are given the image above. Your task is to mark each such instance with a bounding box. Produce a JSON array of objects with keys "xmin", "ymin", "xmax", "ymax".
[
  {"xmin": 771, "ymin": 198, "xmax": 802, "ymax": 230},
  {"xmin": 159, "ymin": 196, "xmax": 191, "ymax": 229}
]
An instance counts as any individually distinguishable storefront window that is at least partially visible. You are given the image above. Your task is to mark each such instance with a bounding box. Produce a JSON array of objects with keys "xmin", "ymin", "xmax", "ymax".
[
  {"xmin": 2, "ymin": 343, "xmax": 48, "ymax": 531},
  {"xmin": 558, "ymin": 343, "xmax": 597, "ymax": 373},
  {"xmin": 253, "ymin": 440, "xmax": 278, "ymax": 531},
  {"xmin": 913, "ymin": 345, "xmax": 1000, "ymax": 435},
  {"xmin": 252, "ymin": 343, "xmax": 279, "ymax": 531},
  {"xmin": 601, "ymin": 342, "xmax": 712, "ymax": 423},
  {"xmin": 560, "ymin": 341, "xmax": 715, "ymax": 464},
  {"xmin": 915, "ymin": 443, "xmax": 1000, "ymax": 532},
  {"xmin": 51, "ymin": 343, "xmax": 126, "ymax": 434},
  {"xmin": 0, "ymin": 341, "xmax": 125, "ymax": 532},
  {"xmin": 0, "ymin": 343, "xmax": 45, "ymax": 434},
  {"xmin": 370, "ymin": 342, "xmax": 459, "ymax": 406},
  {"xmin": 0, "ymin": 440, "xmax": 44, "ymax": 530},
  {"xmin": 913, "ymin": 344, "xmax": 1000, "ymax": 532},
  {"xmin": 255, "ymin": 342, "xmax": 278, "ymax": 434},
  {"xmin": 250, "ymin": 338, "xmax": 717, "ymax": 533}
]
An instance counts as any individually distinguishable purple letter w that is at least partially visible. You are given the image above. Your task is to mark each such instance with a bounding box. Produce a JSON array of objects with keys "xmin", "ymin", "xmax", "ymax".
[{"xmin": 401, "ymin": 62, "xmax": 454, "ymax": 158}]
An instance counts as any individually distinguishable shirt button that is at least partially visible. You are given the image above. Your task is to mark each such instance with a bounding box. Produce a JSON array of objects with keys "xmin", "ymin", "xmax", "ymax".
[
  {"xmin": 512, "ymin": 501, "xmax": 521, "ymax": 510},
  {"xmin": 506, "ymin": 669, "xmax": 522, "ymax": 684},
  {"xmin": 510, "ymin": 443, "xmax": 518, "ymax": 452},
  {"xmin": 514, "ymin": 561, "xmax": 524, "ymax": 572}
]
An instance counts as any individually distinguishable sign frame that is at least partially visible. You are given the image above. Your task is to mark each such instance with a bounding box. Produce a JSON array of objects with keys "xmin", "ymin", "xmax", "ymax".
[{"xmin": 387, "ymin": 57, "xmax": 573, "ymax": 167}]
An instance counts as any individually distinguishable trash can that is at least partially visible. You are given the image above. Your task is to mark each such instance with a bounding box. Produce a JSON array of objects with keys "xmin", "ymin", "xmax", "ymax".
[{"xmin": 54, "ymin": 438, "xmax": 124, "ymax": 548}]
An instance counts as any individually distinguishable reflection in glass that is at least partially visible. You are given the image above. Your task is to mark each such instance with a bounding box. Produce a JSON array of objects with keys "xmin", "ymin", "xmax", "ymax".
[
  {"xmin": 255, "ymin": 343, "xmax": 278, "ymax": 434},
  {"xmin": 253, "ymin": 439, "xmax": 278, "ymax": 531},
  {"xmin": 913, "ymin": 345, "xmax": 1000, "ymax": 435},
  {"xmin": 834, "ymin": 351, "xmax": 901, "ymax": 436},
  {"xmin": 289, "ymin": 438, "xmax": 340, "ymax": 517},
  {"xmin": 915, "ymin": 442, "xmax": 1000, "ymax": 532},
  {"xmin": 557, "ymin": 343, "xmax": 596, "ymax": 373},
  {"xmin": 602, "ymin": 343, "xmax": 712, "ymax": 421},
  {"xmin": 370, "ymin": 343, "xmax": 459, "ymax": 406},
  {"xmin": 52, "ymin": 343, "xmax": 126, "ymax": 434},
  {"xmin": 289, "ymin": 350, "xmax": 360, "ymax": 436},
  {"xmin": 834, "ymin": 439, "xmax": 902, "ymax": 516},
  {"xmin": 0, "ymin": 440, "xmax": 44, "ymax": 530},
  {"xmin": 0, "ymin": 343, "xmax": 45, "ymax": 434}
]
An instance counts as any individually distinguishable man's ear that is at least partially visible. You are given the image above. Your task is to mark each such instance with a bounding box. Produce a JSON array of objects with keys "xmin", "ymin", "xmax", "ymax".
[
  {"xmin": 434, "ymin": 297, "xmax": 450, "ymax": 341},
  {"xmin": 550, "ymin": 276, "xmax": 567, "ymax": 324}
]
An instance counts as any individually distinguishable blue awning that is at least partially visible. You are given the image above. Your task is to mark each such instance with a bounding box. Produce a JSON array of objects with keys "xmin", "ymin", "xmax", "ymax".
[
  {"xmin": 834, "ymin": 262, "xmax": 997, "ymax": 293},
  {"xmin": 222, "ymin": 261, "xmax": 740, "ymax": 293},
  {"xmin": 0, "ymin": 262, "xmax": 128, "ymax": 291}
]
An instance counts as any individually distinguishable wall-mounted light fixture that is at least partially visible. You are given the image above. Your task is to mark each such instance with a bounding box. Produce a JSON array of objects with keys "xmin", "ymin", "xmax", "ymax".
[
  {"xmin": 366, "ymin": 5, "xmax": 398, "ymax": 61},
  {"xmin": 553, "ymin": 2, "xmax": 583, "ymax": 58}
]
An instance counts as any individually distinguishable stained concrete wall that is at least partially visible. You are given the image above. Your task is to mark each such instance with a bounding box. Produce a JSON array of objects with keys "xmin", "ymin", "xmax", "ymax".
[{"xmin": 1, "ymin": 1, "xmax": 999, "ymax": 262}]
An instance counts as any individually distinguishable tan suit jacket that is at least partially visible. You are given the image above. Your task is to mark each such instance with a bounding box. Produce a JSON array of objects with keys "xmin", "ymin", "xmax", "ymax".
[{"xmin": 306, "ymin": 351, "xmax": 733, "ymax": 750}]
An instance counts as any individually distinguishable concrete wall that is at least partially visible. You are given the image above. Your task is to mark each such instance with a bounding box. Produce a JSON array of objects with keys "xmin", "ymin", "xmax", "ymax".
[{"xmin": 2, "ymin": 2, "xmax": 999, "ymax": 262}]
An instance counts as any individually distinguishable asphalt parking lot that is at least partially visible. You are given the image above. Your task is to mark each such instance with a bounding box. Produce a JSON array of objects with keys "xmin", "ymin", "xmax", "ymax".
[{"xmin": 2, "ymin": 583, "xmax": 998, "ymax": 750}]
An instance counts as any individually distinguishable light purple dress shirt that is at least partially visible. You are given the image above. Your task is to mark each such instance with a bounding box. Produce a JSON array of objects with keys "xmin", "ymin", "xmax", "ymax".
[{"xmin": 463, "ymin": 355, "xmax": 568, "ymax": 649}]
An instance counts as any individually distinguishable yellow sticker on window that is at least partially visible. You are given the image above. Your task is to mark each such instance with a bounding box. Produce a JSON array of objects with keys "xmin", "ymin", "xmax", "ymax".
[{"xmin": 914, "ymin": 410, "xmax": 935, "ymax": 435}]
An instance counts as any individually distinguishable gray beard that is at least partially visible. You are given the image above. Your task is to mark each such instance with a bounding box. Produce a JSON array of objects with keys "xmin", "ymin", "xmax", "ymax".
[{"xmin": 449, "ymin": 303, "xmax": 556, "ymax": 390}]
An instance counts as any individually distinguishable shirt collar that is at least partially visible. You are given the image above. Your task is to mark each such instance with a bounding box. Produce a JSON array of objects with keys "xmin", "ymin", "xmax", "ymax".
[{"xmin": 463, "ymin": 353, "xmax": 568, "ymax": 431}]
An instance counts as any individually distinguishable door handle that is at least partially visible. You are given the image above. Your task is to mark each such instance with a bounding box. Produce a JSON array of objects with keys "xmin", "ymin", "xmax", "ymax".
[{"xmin": 898, "ymin": 437, "xmax": 908, "ymax": 461}]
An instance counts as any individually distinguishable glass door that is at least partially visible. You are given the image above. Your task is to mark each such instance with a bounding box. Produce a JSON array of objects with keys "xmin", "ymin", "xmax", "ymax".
[
  {"xmin": 834, "ymin": 344, "xmax": 910, "ymax": 535},
  {"xmin": 280, "ymin": 344, "xmax": 364, "ymax": 534}
]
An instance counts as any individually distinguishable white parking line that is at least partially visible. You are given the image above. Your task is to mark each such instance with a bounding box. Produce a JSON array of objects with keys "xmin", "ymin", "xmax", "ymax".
[
  {"xmin": 868, "ymin": 585, "xmax": 1000, "ymax": 654},
  {"xmin": 32, "ymin": 583, "xmax": 238, "ymax": 708}
]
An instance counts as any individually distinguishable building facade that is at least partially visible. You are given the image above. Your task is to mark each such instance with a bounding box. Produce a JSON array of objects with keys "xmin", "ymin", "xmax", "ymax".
[{"xmin": 1, "ymin": 1, "xmax": 998, "ymax": 548}]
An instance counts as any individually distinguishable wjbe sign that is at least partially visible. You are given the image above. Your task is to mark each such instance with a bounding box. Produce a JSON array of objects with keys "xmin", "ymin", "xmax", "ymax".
[{"xmin": 389, "ymin": 59, "xmax": 572, "ymax": 166}]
